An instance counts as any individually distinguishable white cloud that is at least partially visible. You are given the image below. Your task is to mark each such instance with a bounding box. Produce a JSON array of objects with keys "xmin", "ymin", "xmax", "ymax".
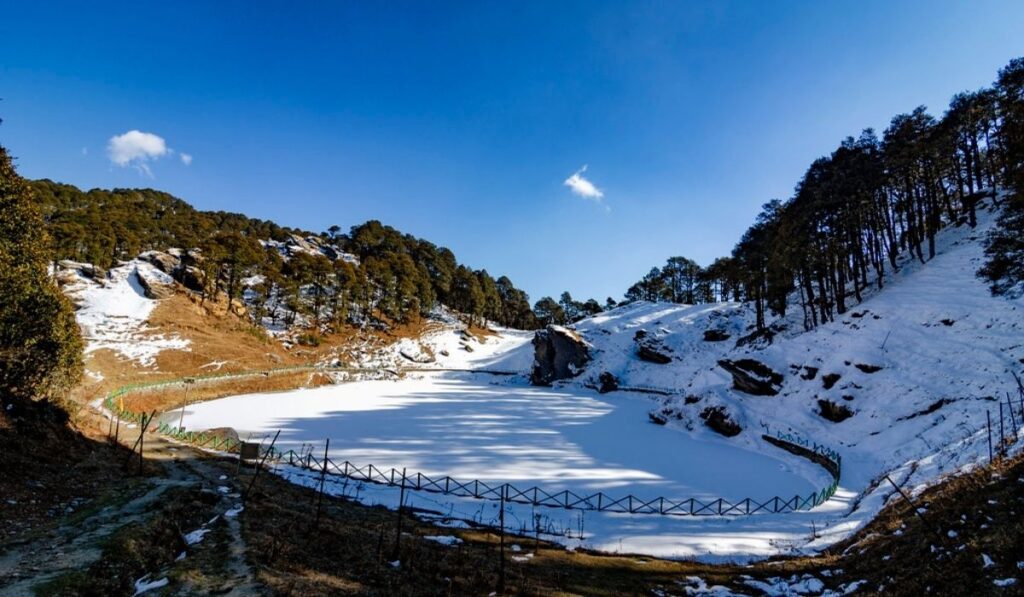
[
  {"xmin": 108, "ymin": 130, "xmax": 189, "ymax": 176},
  {"xmin": 563, "ymin": 165, "xmax": 604, "ymax": 201}
]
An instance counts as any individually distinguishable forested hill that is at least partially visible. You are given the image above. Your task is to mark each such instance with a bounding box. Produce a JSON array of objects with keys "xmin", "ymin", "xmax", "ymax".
[
  {"xmin": 32, "ymin": 179, "xmax": 538, "ymax": 330},
  {"xmin": 618, "ymin": 57, "xmax": 1024, "ymax": 333}
]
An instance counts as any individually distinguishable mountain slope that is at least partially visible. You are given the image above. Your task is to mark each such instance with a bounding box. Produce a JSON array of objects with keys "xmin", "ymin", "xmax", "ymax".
[{"xmin": 561, "ymin": 196, "xmax": 1024, "ymax": 552}]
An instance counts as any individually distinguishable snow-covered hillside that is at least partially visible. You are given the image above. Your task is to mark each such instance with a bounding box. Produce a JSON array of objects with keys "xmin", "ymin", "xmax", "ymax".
[
  {"xmin": 56, "ymin": 259, "xmax": 190, "ymax": 369},
  {"xmin": 558, "ymin": 198, "xmax": 1024, "ymax": 550}
]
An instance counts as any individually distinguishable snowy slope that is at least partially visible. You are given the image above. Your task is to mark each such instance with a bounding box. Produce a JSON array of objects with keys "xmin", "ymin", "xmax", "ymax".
[
  {"xmin": 560, "ymin": 198, "xmax": 1024, "ymax": 551},
  {"xmin": 59, "ymin": 260, "xmax": 190, "ymax": 368}
]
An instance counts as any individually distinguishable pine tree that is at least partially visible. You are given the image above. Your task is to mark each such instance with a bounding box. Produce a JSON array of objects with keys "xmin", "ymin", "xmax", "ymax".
[{"xmin": 0, "ymin": 144, "xmax": 83, "ymax": 406}]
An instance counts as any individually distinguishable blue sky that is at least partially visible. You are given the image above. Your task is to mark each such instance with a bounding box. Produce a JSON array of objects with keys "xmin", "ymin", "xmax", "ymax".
[{"xmin": 2, "ymin": 2, "xmax": 1022, "ymax": 302}]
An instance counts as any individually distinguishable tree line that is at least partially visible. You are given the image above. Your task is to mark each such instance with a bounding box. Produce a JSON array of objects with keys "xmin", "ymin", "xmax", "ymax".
[
  {"xmin": 622, "ymin": 57, "xmax": 1024, "ymax": 331},
  {"xmin": 32, "ymin": 181, "xmax": 539, "ymax": 331}
]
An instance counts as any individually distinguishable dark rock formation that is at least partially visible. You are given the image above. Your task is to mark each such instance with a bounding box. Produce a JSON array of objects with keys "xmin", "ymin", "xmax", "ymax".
[
  {"xmin": 703, "ymin": 329, "xmax": 731, "ymax": 342},
  {"xmin": 598, "ymin": 371, "xmax": 619, "ymax": 393},
  {"xmin": 817, "ymin": 399, "xmax": 854, "ymax": 423},
  {"xmin": 801, "ymin": 366, "xmax": 819, "ymax": 380},
  {"xmin": 854, "ymin": 363, "xmax": 883, "ymax": 374},
  {"xmin": 530, "ymin": 325, "xmax": 591, "ymax": 386},
  {"xmin": 636, "ymin": 337, "xmax": 673, "ymax": 364},
  {"xmin": 822, "ymin": 373, "xmax": 842, "ymax": 390},
  {"xmin": 648, "ymin": 411, "xmax": 668, "ymax": 425},
  {"xmin": 717, "ymin": 359, "xmax": 784, "ymax": 396},
  {"xmin": 700, "ymin": 406, "xmax": 742, "ymax": 437},
  {"xmin": 177, "ymin": 266, "xmax": 205, "ymax": 292}
]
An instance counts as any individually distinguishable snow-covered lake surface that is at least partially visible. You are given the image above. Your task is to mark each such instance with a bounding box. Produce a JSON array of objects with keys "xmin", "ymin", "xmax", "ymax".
[
  {"xmin": 179, "ymin": 376, "xmax": 828, "ymax": 501},
  {"xmin": 178, "ymin": 375, "xmax": 841, "ymax": 560}
]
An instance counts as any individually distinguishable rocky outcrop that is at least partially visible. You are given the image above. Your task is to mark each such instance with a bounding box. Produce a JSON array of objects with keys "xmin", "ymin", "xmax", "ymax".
[
  {"xmin": 822, "ymin": 373, "xmax": 842, "ymax": 390},
  {"xmin": 134, "ymin": 268, "xmax": 175, "ymax": 299},
  {"xmin": 399, "ymin": 345, "xmax": 435, "ymax": 364},
  {"xmin": 530, "ymin": 325, "xmax": 591, "ymax": 386},
  {"xmin": 636, "ymin": 336, "xmax": 673, "ymax": 364},
  {"xmin": 598, "ymin": 371, "xmax": 619, "ymax": 393},
  {"xmin": 854, "ymin": 363, "xmax": 883, "ymax": 374},
  {"xmin": 177, "ymin": 266, "xmax": 205, "ymax": 292},
  {"xmin": 140, "ymin": 250, "xmax": 181, "ymax": 275},
  {"xmin": 702, "ymin": 329, "xmax": 731, "ymax": 342},
  {"xmin": 817, "ymin": 399, "xmax": 854, "ymax": 423},
  {"xmin": 717, "ymin": 358, "xmax": 784, "ymax": 396},
  {"xmin": 699, "ymin": 406, "xmax": 742, "ymax": 437}
]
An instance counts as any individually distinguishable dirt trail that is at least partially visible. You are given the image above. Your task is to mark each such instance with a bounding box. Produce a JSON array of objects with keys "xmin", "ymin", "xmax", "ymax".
[{"xmin": 0, "ymin": 413, "xmax": 263, "ymax": 596}]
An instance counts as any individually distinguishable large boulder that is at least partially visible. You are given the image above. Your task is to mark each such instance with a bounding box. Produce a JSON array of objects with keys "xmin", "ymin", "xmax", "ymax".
[
  {"xmin": 530, "ymin": 325, "xmax": 591, "ymax": 386},
  {"xmin": 636, "ymin": 336, "xmax": 673, "ymax": 364},
  {"xmin": 703, "ymin": 329, "xmax": 731, "ymax": 342},
  {"xmin": 134, "ymin": 267, "xmax": 175, "ymax": 299},
  {"xmin": 598, "ymin": 371, "xmax": 619, "ymax": 393},
  {"xmin": 717, "ymin": 358, "xmax": 784, "ymax": 396},
  {"xmin": 176, "ymin": 266, "xmax": 205, "ymax": 292},
  {"xmin": 699, "ymin": 406, "xmax": 742, "ymax": 437},
  {"xmin": 139, "ymin": 250, "xmax": 181, "ymax": 275}
]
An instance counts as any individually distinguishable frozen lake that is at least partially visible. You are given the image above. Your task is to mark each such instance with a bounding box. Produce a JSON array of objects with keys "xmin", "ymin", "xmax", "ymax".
[{"xmin": 178, "ymin": 376, "xmax": 828, "ymax": 502}]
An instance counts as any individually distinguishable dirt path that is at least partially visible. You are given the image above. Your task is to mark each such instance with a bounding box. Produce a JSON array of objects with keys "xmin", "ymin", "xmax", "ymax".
[{"xmin": 0, "ymin": 414, "xmax": 263, "ymax": 596}]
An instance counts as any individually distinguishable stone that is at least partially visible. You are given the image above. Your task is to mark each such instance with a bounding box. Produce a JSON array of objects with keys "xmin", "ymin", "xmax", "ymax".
[
  {"xmin": 134, "ymin": 269, "xmax": 175, "ymax": 299},
  {"xmin": 597, "ymin": 371, "xmax": 619, "ymax": 393},
  {"xmin": 717, "ymin": 358, "xmax": 784, "ymax": 396},
  {"xmin": 530, "ymin": 325, "xmax": 591, "ymax": 386},
  {"xmin": 817, "ymin": 399, "xmax": 854, "ymax": 423},
  {"xmin": 854, "ymin": 363, "xmax": 883, "ymax": 374},
  {"xmin": 822, "ymin": 373, "xmax": 842, "ymax": 390},
  {"xmin": 699, "ymin": 406, "xmax": 742, "ymax": 437},
  {"xmin": 702, "ymin": 329, "xmax": 731, "ymax": 342},
  {"xmin": 636, "ymin": 336, "xmax": 673, "ymax": 364},
  {"xmin": 140, "ymin": 250, "xmax": 181, "ymax": 274},
  {"xmin": 801, "ymin": 366, "xmax": 819, "ymax": 380},
  {"xmin": 176, "ymin": 266, "xmax": 205, "ymax": 292},
  {"xmin": 399, "ymin": 346, "xmax": 435, "ymax": 364}
]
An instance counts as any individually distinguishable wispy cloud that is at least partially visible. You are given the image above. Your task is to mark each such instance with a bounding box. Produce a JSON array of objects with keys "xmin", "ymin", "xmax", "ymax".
[
  {"xmin": 563, "ymin": 165, "xmax": 604, "ymax": 201},
  {"xmin": 107, "ymin": 130, "xmax": 190, "ymax": 176}
]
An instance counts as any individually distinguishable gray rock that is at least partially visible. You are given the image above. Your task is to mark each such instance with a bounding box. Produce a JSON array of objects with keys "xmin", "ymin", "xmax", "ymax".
[
  {"xmin": 530, "ymin": 325, "xmax": 591, "ymax": 386},
  {"xmin": 139, "ymin": 250, "xmax": 181, "ymax": 274},
  {"xmin": 636, "ymin": 336, "xmax": 673, "ymax": 364},
  {"xmin": 134, "ymin": 269, "xmax": 175, "ymax": 299},
  {"xmin": 717, "ymin": 359, "xmax": 784, "ymax": 396}
]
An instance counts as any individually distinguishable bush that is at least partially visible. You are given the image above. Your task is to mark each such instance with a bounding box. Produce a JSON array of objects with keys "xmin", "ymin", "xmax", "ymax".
[{"xmin": 296, "ymin": 332, "xmax": 321, "ymax": 347}]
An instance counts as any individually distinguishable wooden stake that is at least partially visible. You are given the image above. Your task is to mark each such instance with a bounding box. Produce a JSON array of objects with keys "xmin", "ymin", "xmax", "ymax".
[
  {"xmin": 244, "ymin": 430, "xmax": 281, "ymax": 500},
  {"xmin": 392, "ymin": 468, "xmax": 407, "ymax": 561},
  {"xmin": 314, "ymin": 438, "xmax": 330, "ymax": 528},
  {"xmin": 497, "ymin": 484, "xmax": 506, "ymax": 594},
  {"xmin": 987, "ymin": 410, "xmax": 994, "ymax": 463}
]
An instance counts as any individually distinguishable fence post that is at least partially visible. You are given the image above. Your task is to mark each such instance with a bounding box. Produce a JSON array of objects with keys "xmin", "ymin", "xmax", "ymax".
[
  {"xmin": 314, "ymin": 438, "xmax": 330, "ymax": 528},
  {"xmin": 497, "ymin": 484, "xmax": 507, "ymax": 594},
  {"xmin": 392, "ymin": 468, "xmax": 407, "ymax": 561},
  {"xmin": 999, "ymin": 402, "xmax": 1006, "ymax": 455},
  {"xmin": 987, "ymin": 410, "xmax": 994, "ymax": 463},
  {"xmin": 1007, "ymin": 393, "xmax": 1018, "ymax": 432},
  {"xmin": 244, "ymin": 430, "xmax": 281, "ymax": 500}
]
